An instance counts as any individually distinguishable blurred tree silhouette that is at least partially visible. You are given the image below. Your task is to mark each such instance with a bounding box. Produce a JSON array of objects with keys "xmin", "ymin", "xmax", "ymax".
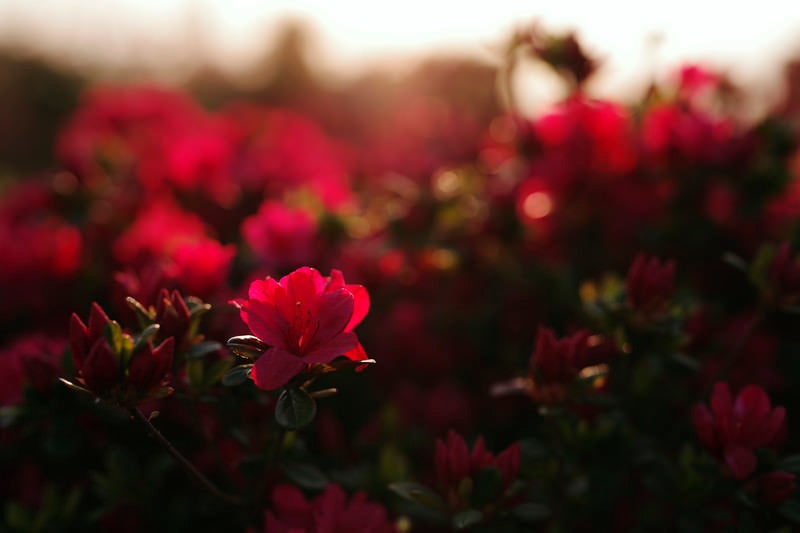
[{"xmin": 0, "ymin": 52, "xmax": 83, "ymax": 177}]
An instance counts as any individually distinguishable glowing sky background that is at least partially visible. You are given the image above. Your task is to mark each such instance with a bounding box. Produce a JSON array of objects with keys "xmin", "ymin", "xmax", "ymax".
[{"xmin": 1, "ymin": 0, "xmax": 799, "ymax": 113}]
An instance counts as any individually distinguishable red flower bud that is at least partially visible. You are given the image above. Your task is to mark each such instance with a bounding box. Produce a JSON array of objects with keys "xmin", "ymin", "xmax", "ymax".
[
  {"xmin": 759, "ymin": 471, "xmax": 796, "ymax": 506},
  {"xmin": 691, "ymin": 382, "xmax": 786, "ymax": 480},
  {"xmin": 626, "ymin": 254, "xmax": 675, "ymax": 318}
]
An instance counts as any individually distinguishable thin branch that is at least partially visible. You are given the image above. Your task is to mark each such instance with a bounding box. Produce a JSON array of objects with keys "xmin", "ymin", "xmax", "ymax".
[{"xmin": 129, "ymin": 407, "xmax": 242, "ymax": 506}]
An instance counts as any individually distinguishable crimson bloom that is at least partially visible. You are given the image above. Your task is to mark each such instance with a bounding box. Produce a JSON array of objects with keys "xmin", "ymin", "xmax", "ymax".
[
  {"xmin": 691, "ymin": 382, "xmax": 786, "ymax": 480},
  {"xmin": 235, "ymin": 267, "xmax": 369, "ymax": 390},
  {"xmin": 262, "ymin": 483, "xmax": 395, "ymax": 533}
]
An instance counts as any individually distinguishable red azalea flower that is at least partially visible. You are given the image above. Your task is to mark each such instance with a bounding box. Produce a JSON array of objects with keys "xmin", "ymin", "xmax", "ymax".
[
  {"xmin": 691, "ymin": 382, "xmax": 786, "ymax": 480},
  {"xmin": 263, "ymin": 483, "xmax": 395, "ymax": 533},
  {"xmin": 241, "ymin": 201, "xmax": 318, "ymax": 270},
  {"xmin": 625, "ymin": 254, "xmax": 676, "ymax": 319},
  {"xmin": 235, "ymin": 267, "xmax": 369, "ymax": 390}
]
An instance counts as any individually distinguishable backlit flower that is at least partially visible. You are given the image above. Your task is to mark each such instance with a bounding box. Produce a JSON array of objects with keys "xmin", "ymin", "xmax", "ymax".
[{"xmin": 234, "ymin": 267, "xmax": 369, "ymax": 390}]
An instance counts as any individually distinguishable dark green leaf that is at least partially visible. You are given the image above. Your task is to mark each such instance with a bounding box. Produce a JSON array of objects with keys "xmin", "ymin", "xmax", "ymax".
[
  {"xmin": 275, "ymin": 387, "xmax": 317, "ymax": 430},
  {"xmin": 780, "ymin": 454, "xmax": 800, "ymax": 473},
  {"xmin": 221, "ymin": 364, "xmax": 253, "ymax": 386},
  {"xmin": 511, "ymin": 503, "xmax": 550, "ymax": 523},
  {"xmin": 750, "ymin": 243, "xmax": 777, "ymax": 291},
  {"xmin": 204, "ymin": 358, "xmax": 233, "ymax": 387},
  {"xmin": 186, "ymin": 340, "xmax": 223, "ymax": 360},
  {"xmin": 519, "ymin": 438, "xmax": 548, "ymax": 460},
  {"xmin": 226, "ymin": 335, "xmax": 268, "ymax": 360},
  {"xmin": 282, "ymin": 462, "xmax": 329, "ymax": 490},
  {"xmin": 470, "ymin": 466, "xmax": 502, "ymax": 507},
  {"xmin": 388, "ymin": 482, "xmax": 446, "ymax": 510},
  {"xmin": 780, "ymin": 499, "xmax": 800, "ymax": 524},
  {"xmin": 452, "ymin": 509, "xmax": 483, "ymax": 530}
]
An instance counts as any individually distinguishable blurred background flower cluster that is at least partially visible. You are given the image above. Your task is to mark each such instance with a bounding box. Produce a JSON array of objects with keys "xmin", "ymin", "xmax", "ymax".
[{"xmin": 3, "ymin": 2, "xmax": 800, "ymax": 531}]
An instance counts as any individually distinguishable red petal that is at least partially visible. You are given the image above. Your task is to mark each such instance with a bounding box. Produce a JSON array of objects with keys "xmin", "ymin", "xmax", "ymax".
[
  {"xmin": 245, "ymin": 299, "xmax": 290, "ymax": 349},
  {"xmin": 690, "ymin": 403, "xmax": 718, "ymax": 452},
  {"xmin": 82, "ymin": 340, "xmax": 119, "ymax": 396},
  {"xmin": 69, "ymin": 313, "xmax": 89, "ymax": 368},
  {"xmin": 282, "ymin": 267, "xmax": 324, "ymax": 310},
  {"xmin": 302, "ymin": 332, "xmax": 359, "ymax": 364},
  {"xmin": 724, "ymin": 446, "xmax": 757, "ymax": 480},
  {"xmin": 710, "ymin": 382, "xmax": 733, "ymax": 442},
  {"xmin": 252, "ymin": 347, "xmax": 306, "ymax": 391},
  {"xmin": 344, "ymin": 284, "xmax": 370, "ymax": 331},
  {"xmin": 312, "ymin": 289, "xmax": 354, "ymax": 345}
]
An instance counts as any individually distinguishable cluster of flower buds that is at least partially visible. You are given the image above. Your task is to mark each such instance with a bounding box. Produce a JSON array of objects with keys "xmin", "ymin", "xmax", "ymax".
[
  {"xmin": 65, "ymin": 303, "xmax": 174, "ymax": 405},
  {"xmin": 691, "ymin": 382, "xmax": 795, "ymax": 504},
  {"xmin": 261, "ymin": 484, "xmax": 396, "ymax": 533},
  {"xmin": 434, "ymin": 430, "xmax": 520, "ymax": 511},
  {"xmin": 527, "ymin": 326, "xmax": 613, "ymax": 405},
  {"xmin": 625, "ymin": 254, "xmax": 676, "ymax": 320}
]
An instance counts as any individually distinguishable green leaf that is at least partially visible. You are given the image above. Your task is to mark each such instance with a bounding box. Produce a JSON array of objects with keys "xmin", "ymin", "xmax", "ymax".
[
  {"xmin": 204, "ymin": 358, "xmax": 233, "ymax": 387},
  {"xmin": 133, "ymin": 324, "xmax": 160, "ymax": 353},
  {"xmin": 779, "ymin": 454, "xmax": 800, "ymax": 473},
  {"xmin": 104, "ymin": 321, "xmax": 124, "ymax": 355},
  {"xmin": 519, "ymin": 437, "xmax": 548, "ymax": 460},
  {"xmin": 186, "ymin": 340, "xmax": 223, "ymax": 360},
  {"xmin": 221, "ymin": 364, "xmax": 253, "ymax": 386},
  {"xmin": 511, "ymin": 503, "xmax": 550, "ymax": 523},
  {"xmin": 126, "ymin": 296, "xmax": 155, "ymax": 328},
  {"xmin": 388, "ymin": 482, "xmax": 446, "ymax": 510},
  {"xmin": 282, "ymin": 462, "xmax": 329, "ymax": 490},
  {"xmin": 226, "ymin": 335, "xmax": 268, "ymax": 360},
  {"xmin": 750, "ymin": 243, "xmax": 777, "ymax": 291},
  {"xmin": 780, "ymin": 498, "xmax": 800, "ymax": 524},
  {"xmin": 452, "ymin": 509, "xmax": 483, "ymax": 530},
  {"xmin": 275, "ymin": 387, "xmax": 317, "ymax": 430},
  {"xmin": 470, "ymin": 466, "xmax": 503, "ymax": 507},
  {"xmin": 187, "ymin": 298, "xmax": 212, "ymax": 318}
]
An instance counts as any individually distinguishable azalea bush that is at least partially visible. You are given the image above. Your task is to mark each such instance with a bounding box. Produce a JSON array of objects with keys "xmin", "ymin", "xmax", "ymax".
[{"xmin": 3, "ymin": 27, "xmax": 800, "ymax": 532}]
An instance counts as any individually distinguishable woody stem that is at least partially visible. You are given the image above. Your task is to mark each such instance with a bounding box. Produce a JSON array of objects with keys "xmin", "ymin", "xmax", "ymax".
[{"xmin": 129, "ymin": 407, "xmax": 242, "ymax": 506}]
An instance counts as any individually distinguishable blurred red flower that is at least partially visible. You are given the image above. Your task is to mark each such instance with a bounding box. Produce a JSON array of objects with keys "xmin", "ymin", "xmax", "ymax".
[
  {"xmin": 691, "ymin": 382, "xmax": 786, "ymax": 480},
  {"xmin": 262, "ymin": 483, "xmax": 395, "ymax": 533}
]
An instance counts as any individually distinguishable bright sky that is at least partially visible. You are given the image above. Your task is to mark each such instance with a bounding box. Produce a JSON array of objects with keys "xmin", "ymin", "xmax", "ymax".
[{"xmin": 1, "ymin": 0, "xmax": 799, "ymax": 111}]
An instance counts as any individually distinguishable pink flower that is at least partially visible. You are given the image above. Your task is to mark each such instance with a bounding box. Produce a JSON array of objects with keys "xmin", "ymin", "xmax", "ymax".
[
  {"xmin": 241, "ymin": 201, "xmax": 317, "ymax": 270},
  {"xmin": 691, "ymin": 382, "xmax": 786, "ymax": 480},
  {"xmin": 235, "ymin": 267, "xmax": 369, "ymax": 390},
  {"xmin": 262, "ymin": 483, "xmax": 395, "ymax": 533}
]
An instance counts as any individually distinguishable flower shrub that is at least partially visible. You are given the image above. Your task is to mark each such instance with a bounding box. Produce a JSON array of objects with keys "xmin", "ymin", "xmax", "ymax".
[{"xmin": 2, "ymin": 27, "xmax": 800, "ymax": 532}]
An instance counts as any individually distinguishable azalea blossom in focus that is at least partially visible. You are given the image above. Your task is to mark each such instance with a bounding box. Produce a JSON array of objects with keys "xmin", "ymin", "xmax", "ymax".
[{"xmin": 233, "ymin": 267, "xmax": 370, "ymax": 390}]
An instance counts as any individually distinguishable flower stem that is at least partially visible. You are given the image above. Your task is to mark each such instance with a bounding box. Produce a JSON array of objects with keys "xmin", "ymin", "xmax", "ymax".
[{"xmin": 129, "ymin": 407, "xmax": 241, "ymax": 506}]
